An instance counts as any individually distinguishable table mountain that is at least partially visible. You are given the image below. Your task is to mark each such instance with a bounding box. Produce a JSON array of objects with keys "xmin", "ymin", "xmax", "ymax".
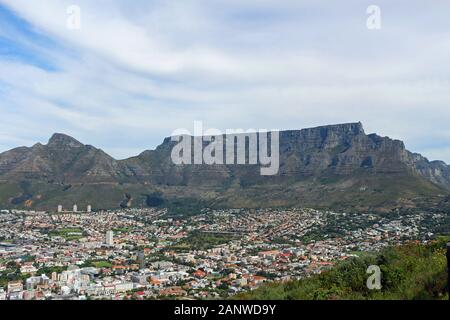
[{"xmin": 0, "ymin": 123, "xmax": 448, "ymax": 211}]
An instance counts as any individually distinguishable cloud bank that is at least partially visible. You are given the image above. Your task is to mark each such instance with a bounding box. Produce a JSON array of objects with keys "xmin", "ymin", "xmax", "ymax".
[{"xmin": 0, "ymin": 0, "xmax": 449, "ymax": 160}]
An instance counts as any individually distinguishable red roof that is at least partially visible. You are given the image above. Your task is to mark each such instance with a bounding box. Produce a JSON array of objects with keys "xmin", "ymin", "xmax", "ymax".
[{"xmin": 193, "ymin": 269, "xmax": 207, "ymax": 278}]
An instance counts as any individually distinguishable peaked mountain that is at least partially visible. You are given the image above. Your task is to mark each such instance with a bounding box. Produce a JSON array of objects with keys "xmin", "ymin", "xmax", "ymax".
[
  {"xmin": 0, "ymin": 133, "xmax": 128, "ymax": 183},
  {"xmin": 0, "ymin": 123, "xmax": 449, "ymax": 212}
]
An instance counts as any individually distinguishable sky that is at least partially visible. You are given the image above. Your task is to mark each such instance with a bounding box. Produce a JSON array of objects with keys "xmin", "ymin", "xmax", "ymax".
[{"xmin": 0, "ymin": 1, "xmax": 449, "ymax": 161}]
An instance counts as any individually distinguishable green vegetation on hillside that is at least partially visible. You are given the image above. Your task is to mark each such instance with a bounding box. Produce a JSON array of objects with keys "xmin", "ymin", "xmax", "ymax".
[
  {"xmin": 91, "ymin": 261, "xmax": 113, "ymax": 268},
  {"xmin": 49, "ymin": 228, "xmax": 86, "ymax": 240},
  {"xmin": 237, "ymin": 238, "xmax": 449, "ymax": 300},
  {"xmin": 80, "ymin": 260, "xmax": 113, "ymax": 268}
]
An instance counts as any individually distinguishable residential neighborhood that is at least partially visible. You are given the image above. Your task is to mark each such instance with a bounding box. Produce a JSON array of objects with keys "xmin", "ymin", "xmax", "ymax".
[{"xmin": 0, "ymin": 207, "xmax": 444, "ymax": 300}]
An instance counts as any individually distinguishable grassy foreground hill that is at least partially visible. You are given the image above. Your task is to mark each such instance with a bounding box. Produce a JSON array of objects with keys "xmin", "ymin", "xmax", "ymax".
[{"xmin": 237, "ymin": 238, "xmax": 449, "ymax": 300}]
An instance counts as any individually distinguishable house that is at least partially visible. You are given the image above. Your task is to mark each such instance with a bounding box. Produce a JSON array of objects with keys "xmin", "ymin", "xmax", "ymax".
[
  {"xmin": 7, "ymin": 281, "xmax": 23, "ymax": 294},
  {"xmin": 252, "ymin": 276, "xmax": 267, "ymax": 285},
  {"xmin": 20, "ymin": 264, "xmax": 38, "ymax": 274},
  {"xmin": 193, "ymin": 269, "xmax": 207, "ymax": 278},
  {"xmin": 159, "ymin": 286, "xmax": 187, "ymax": 297}
]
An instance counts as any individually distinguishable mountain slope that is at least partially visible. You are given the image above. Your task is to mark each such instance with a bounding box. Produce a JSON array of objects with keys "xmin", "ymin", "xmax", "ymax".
[
  {"xmin": 236, "ymin": 238, "xmax": 449, "ymax": 300},
  {"xmin": 0, "ymin": 133, "xmax": 128, "ymax": 183},
  {"xmin": 0, "ymin": 123, "xmax": 448, "ymax": 211}
]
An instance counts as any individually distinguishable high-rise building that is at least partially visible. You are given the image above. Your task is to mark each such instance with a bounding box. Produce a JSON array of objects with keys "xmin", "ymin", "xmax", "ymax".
[
  {"xmin": 106, "ymin": 231, "xmax": 114, "ymax": 246},
  {"xmin": 73, "ymin": 204, "xmax": 78, "ymax": 213},
  {"xmin": 137, "ymin": 251, "xmax": 145, "ymax": 269},
  {"xmin": 87, "ymin": 205, "xmax": 92, "ymax": 213},
  {"xmin": 57, "ymin": 205, "xmax": 63, "ymax": 213}
]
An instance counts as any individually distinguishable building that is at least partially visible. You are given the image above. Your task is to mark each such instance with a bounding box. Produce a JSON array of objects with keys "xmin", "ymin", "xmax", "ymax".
[
  {"xmin": 193, "ymin": 269, "xmax": 207, "ymax": 278},
  {"xmin": 0, "ymin": 288, "xmax": 6, "ymax": 300},
  {"xmin": 7, "ymin": 281, "xmax": 23, "ymax": 294},
  {"xmin": 115, "ymin": 282, "xmax": 134, "ymax": 293},
  {"xmin": 73, "ymin": 204, "xmax": 78, "ymax": 213},
  {"xmin": 26, "ymin": 275, "xmax": 49, "ymax": 290},
  {"xmin": 106, "ymin": 231, "xmax": 114, "ymax": 246},
  {"xmin": 57, "ymin": 205, "xmax": 63, "ymax": 213},
  {"xmin": 137, "ymin": 251, "xmax": 145, "ymax": 269},
  {"xmin": 87, "ymin": 205, "xmax": 92, "ymax": 213},
  {"xmin": 20, "ymin": 264, "xmax": 37, "ymax": 274},
  {"xmin": 131, "ymin": 274, "xmax": 148, "ymax": 285}
]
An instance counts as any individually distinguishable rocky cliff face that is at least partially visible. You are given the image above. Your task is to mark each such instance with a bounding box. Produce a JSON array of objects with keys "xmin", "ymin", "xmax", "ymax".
[
  {"xmin": 278, "ymin": 123, "xmax": 408, "ymax": 176},
  {"xmin": 121, "ymin": 122, "xmax": 450, "ymax": 187},
  {"xmin": 0, "ymin": 123, "xmax": 448, "ymax": 210}
]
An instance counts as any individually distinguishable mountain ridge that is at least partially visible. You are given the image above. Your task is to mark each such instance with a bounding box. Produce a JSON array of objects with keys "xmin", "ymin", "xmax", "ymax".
[{"xmin": 0, "ymin": 122, "xmax": 449, "ymax": 211}]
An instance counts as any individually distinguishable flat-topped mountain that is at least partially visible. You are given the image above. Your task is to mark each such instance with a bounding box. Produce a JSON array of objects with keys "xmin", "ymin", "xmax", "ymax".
[{"xmin": 0, "ymin": 123, "xmax": 449, "ymax": 211}]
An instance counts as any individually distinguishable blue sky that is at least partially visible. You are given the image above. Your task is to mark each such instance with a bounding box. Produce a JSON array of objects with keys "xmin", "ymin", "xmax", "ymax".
[{"xmin": 0, "ymin": 0, "xmax": 450, "ymax": 161}]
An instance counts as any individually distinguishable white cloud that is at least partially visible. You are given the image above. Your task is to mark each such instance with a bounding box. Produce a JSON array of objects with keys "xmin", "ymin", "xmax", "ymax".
[{"xmin": 0, "ymin": 0, "xmax": 450, "ymax": 161}]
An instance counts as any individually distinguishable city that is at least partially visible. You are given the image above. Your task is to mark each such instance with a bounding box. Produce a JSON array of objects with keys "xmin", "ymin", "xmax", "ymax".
[{"xmin": 0, "ymin": 205, "xmax": 445, "ymax": 300}]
